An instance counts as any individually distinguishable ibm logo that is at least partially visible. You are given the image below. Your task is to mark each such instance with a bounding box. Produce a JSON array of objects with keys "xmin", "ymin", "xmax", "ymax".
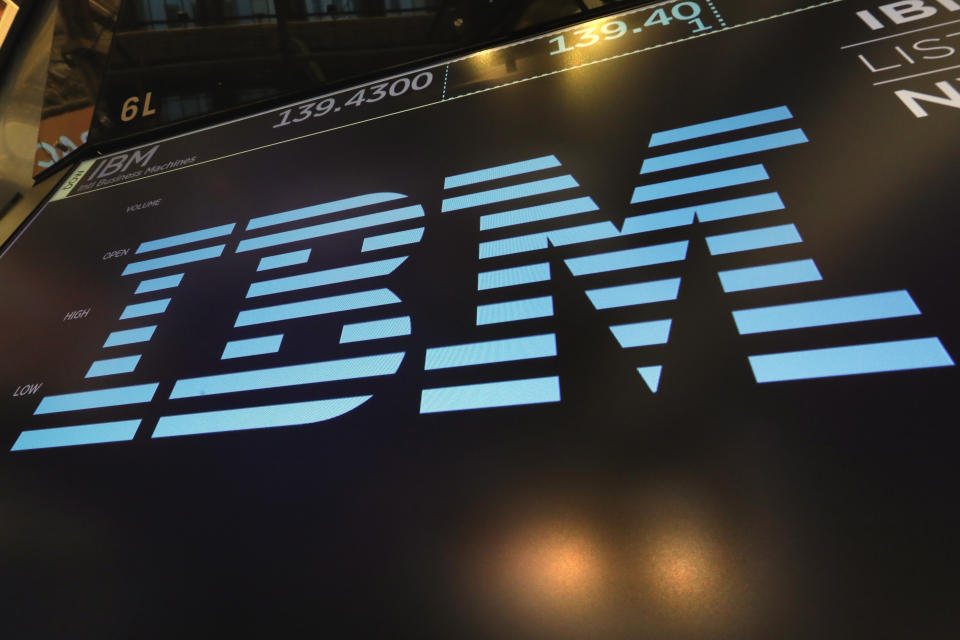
[{"xmin": 11, "ymin": 105, "xmax": 954, "ymax": 452}]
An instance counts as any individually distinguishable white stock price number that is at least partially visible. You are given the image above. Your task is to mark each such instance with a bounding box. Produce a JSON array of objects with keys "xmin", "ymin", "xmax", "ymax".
[
  {"xmin": 273, "ymin": 71, "xmax": 434, "ymax": 128},
  {"xmin": 549, "ymin": 2, "xmax": 712, "ymax": 55}
]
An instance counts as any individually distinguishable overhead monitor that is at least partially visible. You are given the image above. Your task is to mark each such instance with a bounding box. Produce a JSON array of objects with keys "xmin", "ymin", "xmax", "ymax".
[{"xmin": 1, "ymin": 0, "xmax": 958, "ymax": 636}]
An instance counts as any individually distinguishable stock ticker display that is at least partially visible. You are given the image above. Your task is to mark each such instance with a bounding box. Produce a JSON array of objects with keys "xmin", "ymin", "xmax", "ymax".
[{"xmin": 2, "ymin": 0, "xmax": 959, "ymax": 637}]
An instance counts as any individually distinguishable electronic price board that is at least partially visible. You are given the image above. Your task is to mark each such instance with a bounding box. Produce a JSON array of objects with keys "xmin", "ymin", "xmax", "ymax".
[{"xmin": 2, "ymin": 0, "xmax": 959, "ymax": 637}]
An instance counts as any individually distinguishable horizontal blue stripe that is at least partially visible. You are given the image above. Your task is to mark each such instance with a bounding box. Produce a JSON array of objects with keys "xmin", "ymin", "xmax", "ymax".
[
  {"xmin": 12, "ymin": 419, "xmax": 141, "ymax": 451},
  {"xmin": 169, "ymin": 352, "xmax": 404, "ymax": 399},
  {"xmin": 641, "ymin": 129, "xmax": 808, "ymax": 174},
  {"xmin": 478, "ymin": 263, "xmax": 550, "ymax": 291},
  {"xmin": 361, "ymin": 227, "xmax": 424, "ymax": 252},
  {"xmin": 135, "ymin": 273, "xmax": 183, "ymax": 294},
  {"xmin": 695, "ymin": 192, "xmax": 785, "ymax": 222},
  {"xmin": 420, "ymin": 376, "xmax": 561, "ymax": 413},
  {"xmin": 444, "ymin": 155, "xmax": 561, "ymax": 189},
  {"xmin": 586, "ymin": 278, "xmax": 681, "ymax": 310},
  {"xmin": 610, "ymin": 319, "xmax": 672, "ymax": 348},
  {"xmin": 564, "ymin": 241, "xmax": 688, "ymax": 276},
  {"xmin": 85, "ymin": 355, "xmax": 141, "ymax": 378},
  {"xmin": 621, "ymin": 209, "xmax": 695, "ymax": 234},
  {"xmin": 34, "ymin": 383, "xmax": 159, "ymax": 414},
  {"xmin": 103, "ymin": 325, "xmax": 156, "ymax": 348},
  {"xmin": 236, "ymin": 206, "xmax": 424, "ymax": 253},
  {"xmin": 631, "ymin": 165, "xmax": 769, "ymax": 204},
  {"xmin": 222, "ymin": 335, "xmax": 283, "ymax": 359},
  {"xmin": 442, "ymin": 176, "xmax": 579, "ymax": 213},
  {"xmin": 706, "ymin": 224, "xmax": 801, "ymax": 255},
  {"xmin": 749, "ymin": 337, "xmax": 954, "ymax": 383},
  {"xmin": 136, "ymin": 223, "xmax": 235, "ymax": 254},
  {"xmin": 718, "ymin": 259, "xmax": 821, "ymax": 293},
  {"xmin": 479, "ymin": 234, "xmax": 548, "ymax": 259},
  {"xmin": 340, "ymin": 316, "xmax": 411, "ymax": 343},
  {"xmin": 257, "ymin": 249, "xmax": 311, "ymax": 271},
  {"xmin": 477, "ymin": 296, "xmax": 554, "ymax": 325},
  {"xmin": 120, "ymin": 298, "xmax": 170, "ymax": 320},
  {"xmin": 153, "ymin": 396, "xmax": 371, "ymax": 438},
  {"xmin": 649, "ymin": 106, "xmax": 793, "ymax": 147},
  {"xmin": 478, "ymin": 222, "xmax": 619, "ymax": 260},
  {"xmin": 479, "ymin": 197, "xmax": 598, "ymax": 231},
  {"xmin": 620, "ymin": 193, "xmax": 784, "ymax": 235},
  {"xmin": 246, "ymin": 193, "xmax": 406, "ymax": 230},
  {"xmin": 247, "ymin": 257, "xmax": 406, "ymax": 298},
  {"xmin": 547, "ymin": 221, "xmax": 620, "ymax": 246},
  {"xmin": 235, "ymin": 288, "xmax": 400, "ymax": 327},
  {"xmin": 425, "ymin": 334, "xmax": 556, "ymax": 370},
  {"xmin": 732, "ymin": 291, "xmax": 921, "ymax": 334},
  {"xmin": 123, "ymin": 244, "xmax": 225, "ymax": 276}
]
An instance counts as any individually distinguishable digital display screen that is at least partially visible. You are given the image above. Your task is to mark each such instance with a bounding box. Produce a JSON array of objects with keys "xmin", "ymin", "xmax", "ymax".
[{"xmin": 2, "ymin": 0, "xmax": 959, "ymax": 636}]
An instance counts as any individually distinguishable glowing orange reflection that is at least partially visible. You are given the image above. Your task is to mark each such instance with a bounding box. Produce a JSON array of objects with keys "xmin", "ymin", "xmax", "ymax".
[
  {"xmin": 649, "ymin": 531, "xmax": 718, "ymax": 604},
  {"xmin": 635, "ymin": 515, "xmax": 751, "ymax": 637},
  {"xmin": 508, "ymin": 527, "xmax": 599, "ymax": 601},
  {"xmin": 482, "ymin": 519, "xmax": 607, "ymax": 633}
]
